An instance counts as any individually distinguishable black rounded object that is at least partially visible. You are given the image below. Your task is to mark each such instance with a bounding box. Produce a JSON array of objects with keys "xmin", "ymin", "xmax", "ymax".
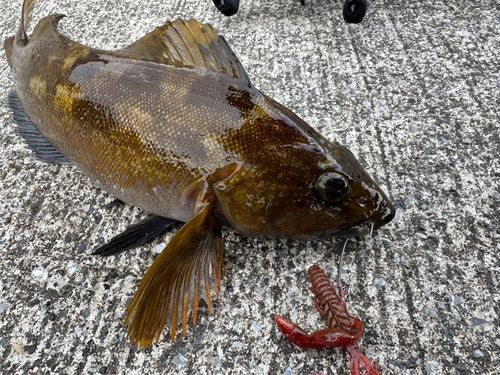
[
  {"xmin": 213, "ymin": 0, "xmax": 240, "ymax": 16},
  {"xmin": 343, "ymin": 0, "xmax": 368, "ymax": 24}
]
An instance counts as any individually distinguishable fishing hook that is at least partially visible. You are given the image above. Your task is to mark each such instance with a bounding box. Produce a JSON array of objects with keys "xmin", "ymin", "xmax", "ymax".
[{"xmin": 337, "ymin": 238, "xmax": 351, "ymax": 301}]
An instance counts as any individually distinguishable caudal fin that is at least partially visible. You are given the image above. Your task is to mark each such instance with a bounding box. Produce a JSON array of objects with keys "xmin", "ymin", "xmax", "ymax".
[{"xmin": 4, "ymin": 36, "xmax": 14, "ymax": 67}]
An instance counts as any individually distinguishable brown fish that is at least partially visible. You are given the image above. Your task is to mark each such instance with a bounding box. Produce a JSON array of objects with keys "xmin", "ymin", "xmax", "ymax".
[{"xmin": 5, "ymin": 0, "xmax": 395, "ymax": 347}]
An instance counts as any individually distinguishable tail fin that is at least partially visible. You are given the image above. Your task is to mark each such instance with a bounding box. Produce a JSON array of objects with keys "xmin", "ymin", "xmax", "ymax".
[
  {"xmin": 20, "ymin": 0, "xmax": 37, "ymax": 41},
  {"xmin": 4, "ymin": 36, "xmax": 14, "ymax": 67}
]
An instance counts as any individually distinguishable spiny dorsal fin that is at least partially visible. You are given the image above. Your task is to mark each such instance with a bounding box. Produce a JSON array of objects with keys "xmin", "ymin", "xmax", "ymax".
[
  {"xmin": 125, "ymin": 204, "xmax": 225, "ymax": 347},
  {"xmin": 18, "ymin": 0, "xmax": 67, "ymax": 44},
  {"xmin": 20, "ymin": 0, "xmax": 37, "ymax": 41},
  {"xmin": 116, "ymin": 19, "xmax": 252, "ymax": 87}
]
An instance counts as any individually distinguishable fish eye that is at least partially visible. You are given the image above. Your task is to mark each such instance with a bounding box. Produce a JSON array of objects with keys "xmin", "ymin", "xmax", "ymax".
[{"xmin": 315, "ymin": 172, "xmax": 351, "ymax": 204}]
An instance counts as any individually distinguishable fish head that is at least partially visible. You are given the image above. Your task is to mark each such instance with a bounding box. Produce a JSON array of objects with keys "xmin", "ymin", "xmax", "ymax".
[{"xmin": 214, "ymin": 138, "xmax": 395, "ymax": 240}]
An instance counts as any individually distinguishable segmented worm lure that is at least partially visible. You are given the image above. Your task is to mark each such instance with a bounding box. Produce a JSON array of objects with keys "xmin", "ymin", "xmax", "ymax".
[{"xmin": 275, "ymin": 265, "xmax": 381, "ymax": 375}]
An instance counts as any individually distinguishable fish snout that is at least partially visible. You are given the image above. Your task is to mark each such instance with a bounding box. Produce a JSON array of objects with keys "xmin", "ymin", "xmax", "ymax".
[
  {"xmin": 336, "ymin": 199, "xmax": 394, "ymax": 238},
  {"xmin": 380, "ymin": 205, "xmax": 395, "ymax": 226},
  {"xmin": 373, "ymin": 199, "xmax": 395, "ymax": 230}
]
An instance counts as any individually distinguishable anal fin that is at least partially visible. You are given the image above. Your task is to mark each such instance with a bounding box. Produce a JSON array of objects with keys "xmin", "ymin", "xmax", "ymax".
[
  {"xmin": 7, "ymin": 90, "xmax": 70, "ymax": 165},
  {"xmin": 92, "ymin": 215, "xmax": 179, "ymax": 257},
  {"xmin": 125, "ymin": 204, "xmax": 224, "ymax": 347}
]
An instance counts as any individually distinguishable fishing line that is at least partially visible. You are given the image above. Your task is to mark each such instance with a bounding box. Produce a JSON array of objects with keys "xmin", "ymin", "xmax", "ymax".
[{"xmin": 337, "ymin": 238, "xmax": 349, "ymax": 299}]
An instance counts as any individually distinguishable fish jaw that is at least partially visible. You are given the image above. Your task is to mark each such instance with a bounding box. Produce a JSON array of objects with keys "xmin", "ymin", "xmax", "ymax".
[{"xmin": 326, "ymin": 191, "xmax": 395, "ymax": 238}]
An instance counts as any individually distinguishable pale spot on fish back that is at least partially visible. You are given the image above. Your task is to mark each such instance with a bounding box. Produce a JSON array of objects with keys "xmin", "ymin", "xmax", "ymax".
[
  {"xmin": 125, "ymin": 106, "xmax": 155, "ymax": 129},
  {"xmin": 46, "ymin": 54, "xmax": 59, "ymax": 65},
  {"xmin": 62, "ymin": 47, "xmax": 90, "ymax": 70},
  {"xmin": 29, "ymin": 76, "xmax": 47, "ymax": 95},
  {"xmin": 201, "ymin": 136, "xmax": 227, "ymax": 166},
  {"xmin": 160, "ymin": 78, "xmax": 189, "ymax": 97}
]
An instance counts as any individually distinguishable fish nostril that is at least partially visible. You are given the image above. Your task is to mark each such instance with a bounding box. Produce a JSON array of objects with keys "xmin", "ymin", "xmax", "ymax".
[{"xmin": 357, "ymin": 196, "xmax": 367, "ymax": 207}]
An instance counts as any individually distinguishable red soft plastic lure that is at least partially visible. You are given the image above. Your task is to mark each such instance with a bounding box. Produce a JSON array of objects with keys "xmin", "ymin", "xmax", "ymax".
[{"xmin": 275, "ymin": 265, "xmax": 381, "ymax": 375}]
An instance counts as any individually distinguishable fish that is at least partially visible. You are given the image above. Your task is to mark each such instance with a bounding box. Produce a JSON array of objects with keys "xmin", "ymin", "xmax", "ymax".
[{"xmin": 4, "ymin": 0, "xmax": 395, "ymax": 348}]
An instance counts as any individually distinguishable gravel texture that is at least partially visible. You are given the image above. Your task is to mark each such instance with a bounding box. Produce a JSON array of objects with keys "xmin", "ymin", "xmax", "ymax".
[{"xmin": 0, "ymin": 0, "xmax": 499, "ymax": 374}]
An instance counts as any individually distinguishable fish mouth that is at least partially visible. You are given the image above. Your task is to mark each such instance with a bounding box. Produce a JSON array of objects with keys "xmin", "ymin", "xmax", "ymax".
[
  {"xmin": 334, "ymin": 225, "xmax": 370, "ymax": 237},
  {"xmin": 332, "ymin": 204, "xmax": 395, "ymax": 238},
  {"xmin": 379, "ymin": 204, "xmax": 396, "ymax": 226}
]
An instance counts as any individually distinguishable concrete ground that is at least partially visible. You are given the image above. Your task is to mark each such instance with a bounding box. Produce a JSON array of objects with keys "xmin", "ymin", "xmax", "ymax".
[{"xmin": 0, "ymin": 0, "xmax": 499, "ymax": 374}]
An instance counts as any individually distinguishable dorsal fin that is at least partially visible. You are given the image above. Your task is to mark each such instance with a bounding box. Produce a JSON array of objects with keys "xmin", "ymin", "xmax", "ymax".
[
  {"xmin": 116, "ymin": 19, "xmax": 252, "ymax": 87},
  {"xmin": 20, "ymin": 0, "xmax": 37, "ymax": 41}
]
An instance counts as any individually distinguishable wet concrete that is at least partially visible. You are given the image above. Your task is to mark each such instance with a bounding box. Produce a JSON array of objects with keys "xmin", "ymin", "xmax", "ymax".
[{"xmin": 0, "ymin": 0, "xmax": 499, "ymax": 374}]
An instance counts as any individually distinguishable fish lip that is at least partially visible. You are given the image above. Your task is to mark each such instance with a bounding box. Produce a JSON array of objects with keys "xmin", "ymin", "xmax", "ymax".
[
  {"xmin": 379, "ymin": 204, "xmax": 396, "ymax": 226},
  {"xmin": 330, "ymin": 203, "xmax": 396, "ymax": 238},
  {"xmin": 331, "ymin": 224, "xmax": 370, "ymax": 237}
]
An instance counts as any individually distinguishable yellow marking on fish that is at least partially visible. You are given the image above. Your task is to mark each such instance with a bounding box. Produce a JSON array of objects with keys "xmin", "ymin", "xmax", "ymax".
[
  {"xmin": 54, "ymin": 84, "xmax": 82, "ymax": 112},
  {"xmin": 62, "ymin": 48, "xmax": 90, "ymax": 69},
  {"xmin": 29, "ymin": 76, "xmax": 47, "ymax": 95}
]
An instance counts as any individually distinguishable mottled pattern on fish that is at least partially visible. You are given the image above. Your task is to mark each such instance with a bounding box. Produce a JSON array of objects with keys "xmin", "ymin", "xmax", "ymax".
[
  {"xmin": 5, "ymin": 0, "xmax": 394, "ymax": 347},
  {"xmin": 11, "ymin": 16, "xmax": 252, "ymax": 223}
]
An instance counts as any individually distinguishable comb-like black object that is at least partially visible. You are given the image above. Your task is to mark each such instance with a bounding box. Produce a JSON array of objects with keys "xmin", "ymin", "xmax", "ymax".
[{"xmin": 7, "ymin": 90, "xmax": 71, "ymax": 165}]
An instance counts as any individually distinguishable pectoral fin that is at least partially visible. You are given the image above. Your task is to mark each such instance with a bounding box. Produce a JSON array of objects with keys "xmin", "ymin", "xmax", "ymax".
[{"xmin": 125, "ymin": 204, "xmax": 224, "ymax": 347}]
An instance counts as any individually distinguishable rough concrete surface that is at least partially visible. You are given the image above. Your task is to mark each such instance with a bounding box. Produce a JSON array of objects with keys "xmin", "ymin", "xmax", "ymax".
[{"xmin": 0, "ymin": 0, "xmax": 499, "ymax": 374}]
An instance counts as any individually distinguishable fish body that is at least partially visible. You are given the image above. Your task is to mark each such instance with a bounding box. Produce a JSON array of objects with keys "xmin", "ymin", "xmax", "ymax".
[{"xmin": 5, "ymin": 0, "xmax": 395, "ymax": 347}]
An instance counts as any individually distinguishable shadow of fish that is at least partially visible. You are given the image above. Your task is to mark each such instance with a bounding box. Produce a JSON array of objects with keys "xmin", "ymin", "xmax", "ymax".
[{"xmin": 4, "ymin": 0, "xmax": 395, "ymax": 347}]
